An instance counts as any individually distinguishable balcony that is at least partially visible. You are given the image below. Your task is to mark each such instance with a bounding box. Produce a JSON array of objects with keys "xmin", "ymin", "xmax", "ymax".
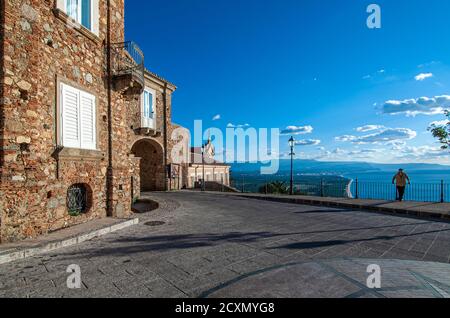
[
  {"xmin": 135, "ymin": 112, "xmax": 162, "ymax": 137},
  {"xmin": 111, "ymin": 41, "xmax": 145, "ymax": 95}
]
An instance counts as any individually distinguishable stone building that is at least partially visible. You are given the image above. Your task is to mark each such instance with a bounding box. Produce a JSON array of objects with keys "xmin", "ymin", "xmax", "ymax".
[
  {"xmin": 0, "ymin": 0, "xmax": 186, "ymax": 243},
  {"xmin": 187, "ymin": 139, "xmax": 231, "ymax": 188}
]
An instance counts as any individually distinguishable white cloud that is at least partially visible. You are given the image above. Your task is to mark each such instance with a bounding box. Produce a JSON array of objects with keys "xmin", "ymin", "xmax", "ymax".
[
  {"xmin": 383, "ymin": 95, "xmax": 450, "ymax": 116},
  {"xmin": 356, "ymin": 125, "xmax": 385, "ymax": 132},
  {"xmin": 335, "ymin": 135, "xmax": 357, "ymax": 142},
  {"xmin": 418, "ymin": 61, "xmax": 439, "ymax": 69},
  {"xmin": 332, "ymin": 148, "xmax": 346, "ymax": 154},
  {"xmin": 388, "ymin": 140, "xmax": 407, "ymax": 150},
  {"xmin": 397, "ymin": 145, "xmax": 449, "ymax": 160},
  {"xmin": 336, "ymin": 127, "xmax": 417, "ymax": 145},
  {"xmin": 348, "ymin": 149, "xmax": 382, "ymax": 156},
  {"xmin": 307, "ymin": 143, "xmax": 449, "ymax": 164},
  {"xmin": 212, "ymin": 114, "xmax": 221, "ymax": 121},
  {"xmin": 295, "ymin": 139, "xmax": 321, "ymax": 146},
  {"xmin": 415, "ymin": 73, "xmax": 433, "ymax": 81},
  {"xmin": 280, "ymin": 125, "xmax": 313, "ymax": 135},
  {"xmin": 362, "ymin": 69, "xmax": 386, "ymax": 81},
  {"xmin": 430, "ymin": 120, "xmax": 449, "ymax": 127},
  {"xmin": 227, "ymin": 123, "xmax": 250, "ymax": 128}
]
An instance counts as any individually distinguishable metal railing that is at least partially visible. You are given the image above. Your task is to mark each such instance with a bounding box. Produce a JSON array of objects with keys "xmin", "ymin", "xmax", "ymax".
[
  {"xmin": 351, "ymin": 179, "xmax": 447, "ymax": 203},
  {"xmin": 231, "ymin": 177, "xmax": 449, "ymax": 203},
  {"xmin": 110, "ymin": 41, "xmax": 145, "ymax": 88}
]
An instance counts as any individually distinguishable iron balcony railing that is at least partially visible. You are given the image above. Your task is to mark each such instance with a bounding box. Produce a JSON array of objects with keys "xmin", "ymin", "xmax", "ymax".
[
  {"xmin": 110, "ymin": 41, "xmax": 145, "ymax": 89},
  {"xmin": 230, "ymin": 177, "xmax": 449, "ymax": 203}
]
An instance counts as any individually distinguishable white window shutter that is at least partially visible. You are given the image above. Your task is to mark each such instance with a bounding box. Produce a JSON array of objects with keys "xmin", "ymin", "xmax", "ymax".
[
  {"xmin": 56, "ymin": 0, "xmax": 65, "ymax": 11},
  {"xmin": 141, "ymin": 88, "xmax": 156, "ymax": 129},
  {"xmin": 92, "ymin": 0, "xmax": 100, "ymax": 36},
  {"xmin": 149, "ymin": 92, "xmax": 154, "ymax": 119},
  {"xmin": 61, "ymin": 84, "xmax": 81, "ymax": 148},
  {"xmin": 80, "ymin": 91, "xmax": 96, "ymax": 150},
  {"xmin": 144, "ymin": 91, "xmax": 149, "ymax": 117}
]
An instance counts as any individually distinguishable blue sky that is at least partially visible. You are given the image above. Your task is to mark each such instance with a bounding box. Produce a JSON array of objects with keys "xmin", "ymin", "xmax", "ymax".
[{"xmin": 125, "ymin": 0, "xmax": 450, "ymax": 164}]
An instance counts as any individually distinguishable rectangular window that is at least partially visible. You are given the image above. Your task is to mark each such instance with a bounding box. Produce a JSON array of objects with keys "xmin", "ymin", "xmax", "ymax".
[
  {"xmin": 60, "ymin": 83, "xmax": 96, "ymax": 150},
  {"xmin": 141, "ymin": 87, "xmax": 155, "ymax": 128},
  {"xmin": 65, "ymin": 0, "xmax": 93, "ymax": 31}
]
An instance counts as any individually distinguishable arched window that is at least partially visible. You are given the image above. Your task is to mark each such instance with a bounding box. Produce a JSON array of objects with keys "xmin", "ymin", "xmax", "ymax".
[{"xmin": 67, "ymin": 184, "xmax": 92, "ymax": 216}]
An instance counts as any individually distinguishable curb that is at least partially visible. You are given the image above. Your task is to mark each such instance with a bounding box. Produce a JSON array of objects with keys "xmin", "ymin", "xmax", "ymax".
[
  {"xmin": 0, "ymin": 218, "xmax": 139, "ymax": 265},
  {"xmin": 238, "ymin": 195, "xmax": 450, "ymax": 222}
]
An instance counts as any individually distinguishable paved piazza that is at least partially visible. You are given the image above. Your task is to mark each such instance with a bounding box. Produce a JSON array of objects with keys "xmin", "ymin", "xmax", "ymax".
[{"xmin": 1, "ymin": 192, "xmax": 450, "ymax": 298}]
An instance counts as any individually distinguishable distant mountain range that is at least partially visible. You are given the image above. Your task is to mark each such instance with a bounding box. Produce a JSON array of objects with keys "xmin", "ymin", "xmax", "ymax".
[{"xmin": 231, "ymin": 160, "xmax": 450, "ymax": 175}]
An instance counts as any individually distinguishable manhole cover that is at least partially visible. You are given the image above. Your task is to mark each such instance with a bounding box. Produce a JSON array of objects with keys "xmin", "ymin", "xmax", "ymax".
[{"xmin": 144, "ymin": 221, "xmax": 166, "ymax": 227}]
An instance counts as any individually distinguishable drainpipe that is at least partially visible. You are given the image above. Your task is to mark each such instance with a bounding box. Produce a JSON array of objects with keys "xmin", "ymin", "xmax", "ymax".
[
  {"xmin": 163, "ymin": 83, "xmax": 168, "ymax": 191},
  {"xmin": 106, "ymin": 0, "xmax": 114, "ymax": 217}
]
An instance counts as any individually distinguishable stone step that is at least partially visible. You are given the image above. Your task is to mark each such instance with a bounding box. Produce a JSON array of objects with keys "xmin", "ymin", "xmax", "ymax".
[{"xmin": 0, "ymin": 217, "xmax": 139, "ymax": 265}]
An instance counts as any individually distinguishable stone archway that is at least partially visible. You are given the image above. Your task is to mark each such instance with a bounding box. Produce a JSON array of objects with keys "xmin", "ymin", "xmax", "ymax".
[{"xmin": 131, "ymin": 139, "xmax": 165, "ymax": 192}]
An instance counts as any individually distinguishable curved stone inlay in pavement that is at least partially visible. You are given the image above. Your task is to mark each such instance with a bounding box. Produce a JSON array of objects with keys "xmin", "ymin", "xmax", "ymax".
[{"xmin": 200, "ymin": 258, "xmax": 450, "ymax": 298}]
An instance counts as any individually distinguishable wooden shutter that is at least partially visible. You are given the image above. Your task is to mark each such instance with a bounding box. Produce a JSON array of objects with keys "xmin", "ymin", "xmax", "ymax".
[
  {"xmin": 144, "ymin": 91, "xmax": 150, "ymax": 118},
  {"xmin": 61, "ymin": 84, "xmax": 81, "ymax": 148},
  {"xmin": 148, "ymin": 91, "xmax": 154, "ymax": 119},
  {"xmin": 141, "ymin": 89, "xmax": 155, "ymax": 128},
  {"xmin": 61, "ymin": 83, "xmax": 96, "ymax": 150},
  {"xmin": 80, "ymin": 91, "xmax": 96, "ymax": 150}
]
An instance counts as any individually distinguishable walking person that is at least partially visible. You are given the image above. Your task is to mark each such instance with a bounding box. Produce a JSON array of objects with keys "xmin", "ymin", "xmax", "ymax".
[{"xmin": 392, "ymin": 169, "xmax": 411, "ymax": 202}]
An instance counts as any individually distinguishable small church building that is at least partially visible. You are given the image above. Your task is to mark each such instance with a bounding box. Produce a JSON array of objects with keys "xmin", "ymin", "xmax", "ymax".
[{"xmin": 187, "ymin": 139, "xmax": 231, "ymax": 189}]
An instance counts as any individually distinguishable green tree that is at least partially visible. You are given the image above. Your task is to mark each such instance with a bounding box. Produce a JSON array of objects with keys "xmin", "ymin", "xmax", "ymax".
[
  {"xmin": 259, "ymin": 181, "xmax": 289, "ymax": 194},
  {"xmin": 428, "ymin": 110, "xmax": 450, "ymax": 150}
]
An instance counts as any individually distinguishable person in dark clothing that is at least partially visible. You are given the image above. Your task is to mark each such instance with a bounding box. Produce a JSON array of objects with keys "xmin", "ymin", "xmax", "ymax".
[{"xmin": 392, "ymin": 169, "xmax": 411, "ymax": 202}]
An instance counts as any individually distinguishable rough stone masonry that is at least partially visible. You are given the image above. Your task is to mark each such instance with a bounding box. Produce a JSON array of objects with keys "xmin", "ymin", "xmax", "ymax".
[{"xmin": 0, "ymin": 0, "xmax": 188, "ymax": 243}]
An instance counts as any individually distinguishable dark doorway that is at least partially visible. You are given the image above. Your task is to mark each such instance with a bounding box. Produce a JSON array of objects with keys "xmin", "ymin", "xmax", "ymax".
[{"xmin": 131, "ymin": 139, "xmax": 165, "ymax": 191}]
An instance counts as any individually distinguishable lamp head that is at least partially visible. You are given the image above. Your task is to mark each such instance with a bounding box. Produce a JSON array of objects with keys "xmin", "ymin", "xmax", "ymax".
[{"xmin": 288, "ymin": 136, "xmax": 295, "ymax": 148}]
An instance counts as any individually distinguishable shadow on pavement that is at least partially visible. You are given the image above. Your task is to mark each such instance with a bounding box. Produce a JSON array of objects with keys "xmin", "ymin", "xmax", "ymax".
[
  {"xmin": 50, "ymin": 221, "xmax": 442, "ymax": 261},
  {"xmin": 275, "ymin": 227, "xmax": 450, "ymax": 252}
]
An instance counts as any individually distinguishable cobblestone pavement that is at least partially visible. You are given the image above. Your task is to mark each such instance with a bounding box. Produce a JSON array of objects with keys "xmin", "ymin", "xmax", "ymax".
[{"xmin": 1, "ymin": 192, "xmax": 450, "ymax": 298}]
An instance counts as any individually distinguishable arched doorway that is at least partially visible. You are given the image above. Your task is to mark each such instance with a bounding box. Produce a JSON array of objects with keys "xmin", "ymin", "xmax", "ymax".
[{"xmin": 131, "ymin": 139, "xmax": 165, "ymax": 192}]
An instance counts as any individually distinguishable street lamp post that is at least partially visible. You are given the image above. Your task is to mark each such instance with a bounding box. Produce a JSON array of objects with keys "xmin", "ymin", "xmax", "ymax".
[
  {"xmin": 289, "ymin": 136, "xmax": 295, "ymax": 195},
  {"xmin": 201, "ymin": 143, "xmax": 206, "ymax": 192}
]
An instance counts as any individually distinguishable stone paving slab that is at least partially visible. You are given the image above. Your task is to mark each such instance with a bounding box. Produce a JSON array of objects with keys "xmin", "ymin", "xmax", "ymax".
[
  {"xmin": 1, "ymin": 192, "xmax": 450, "ymax": 298},
  {"xmin": 0, "ymin": 217, "xmax": 139, "ymax": 265},
  {"xmin": 204, "ymin": 191, "xmax": 450, "ymax": 220},
  {"xmin": 199, "ymin": 258, "xmax": 450, "ymax": 298}
]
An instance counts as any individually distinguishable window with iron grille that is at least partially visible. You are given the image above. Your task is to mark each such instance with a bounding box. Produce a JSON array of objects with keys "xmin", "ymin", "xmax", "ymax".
[{"xmin": 67, "ymin": 184, "xmax": 91, "ymax": 216}]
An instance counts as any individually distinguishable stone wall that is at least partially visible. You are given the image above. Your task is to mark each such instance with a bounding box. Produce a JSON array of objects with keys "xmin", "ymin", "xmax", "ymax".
[
  {"xmin": 203, "ymin": 181, "xmax": 239, "ymax": 193},
  {"xmin": 0, "ymin": 0, "xmax": 188, "ymax": 243},
  {"xmin": 131, "ymin": 138, "xmax": 165, "ymax": 191},
  {"xmin": 130, "ymin": 156, "xmax": 140, "ymax": 202},
  {"xmin": 188, "ymin": 164, "xmax": 231, "ymax": 188},
  {"xmin": 0, "ymin": 0, "xmax": 5, "ymax": 241},
  {"xmin": 0, "ymin": 0, "xmax": 137, "ymax": 242},
  {"xmin": 129, "ymin": 73, "xmax": 184, "ymax": 193}
]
